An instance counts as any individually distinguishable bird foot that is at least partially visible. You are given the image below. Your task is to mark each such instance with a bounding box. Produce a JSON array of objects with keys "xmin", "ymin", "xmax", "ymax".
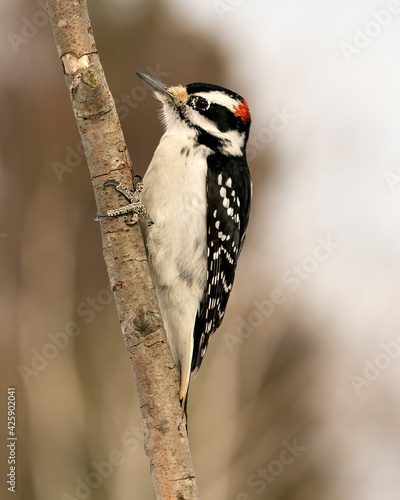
[{"xmin": 95, "ymin": 176, "xmax": 153, "ymax": 225}]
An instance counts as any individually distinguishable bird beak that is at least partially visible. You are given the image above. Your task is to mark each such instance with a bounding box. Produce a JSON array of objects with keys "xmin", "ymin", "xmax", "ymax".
[
  {"xmin": 136, "ymin": 71, "xmax": 169, "ymax": 98},
  {"xmin": 136, "ymin": 71, "xmax": 188, "ymax": 107}
]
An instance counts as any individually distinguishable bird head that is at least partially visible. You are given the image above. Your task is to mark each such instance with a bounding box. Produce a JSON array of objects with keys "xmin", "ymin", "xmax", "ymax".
[{"xmin": 136, "ymin": 71, "xmax": 251, "ymax": 157}]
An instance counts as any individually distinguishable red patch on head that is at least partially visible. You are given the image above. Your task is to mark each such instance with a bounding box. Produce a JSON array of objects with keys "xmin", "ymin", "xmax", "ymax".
[{"xmin": 233, "ymin": 99, "xmax": 251, "ymax": 122}]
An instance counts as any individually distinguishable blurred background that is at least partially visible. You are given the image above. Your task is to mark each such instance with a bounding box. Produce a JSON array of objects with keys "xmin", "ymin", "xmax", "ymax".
[{"xmin": 2, "ymin": 0, "xmax": 400, "ymax": 499}]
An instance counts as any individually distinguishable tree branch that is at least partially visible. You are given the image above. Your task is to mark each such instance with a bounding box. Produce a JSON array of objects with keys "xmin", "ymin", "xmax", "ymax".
[{"xmin": 46, "ymin": 1, "xmax": 199, "ymax": 498}]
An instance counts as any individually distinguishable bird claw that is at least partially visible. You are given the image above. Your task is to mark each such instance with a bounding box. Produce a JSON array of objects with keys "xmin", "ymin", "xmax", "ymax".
[{"xmin": 95, "ymin": 177, "xmax": 153, "ymax": 225}]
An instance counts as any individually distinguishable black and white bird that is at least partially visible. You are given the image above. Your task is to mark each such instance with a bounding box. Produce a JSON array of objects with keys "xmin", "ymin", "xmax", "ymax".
[{"xmin": 101, "ymin": 71, "xmax": 252, "ymax": 410}]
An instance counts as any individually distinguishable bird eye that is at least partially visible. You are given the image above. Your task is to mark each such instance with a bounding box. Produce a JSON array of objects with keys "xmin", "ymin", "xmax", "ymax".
[{"xmin": 191, "ymin": 96, "xmax": 210, "ymax": 111}]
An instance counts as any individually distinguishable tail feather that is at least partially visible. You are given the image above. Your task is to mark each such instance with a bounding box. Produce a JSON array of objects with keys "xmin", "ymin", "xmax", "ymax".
[{"xmin": 182, "ymin": 381, "xmax": 190, "ymax": 427}]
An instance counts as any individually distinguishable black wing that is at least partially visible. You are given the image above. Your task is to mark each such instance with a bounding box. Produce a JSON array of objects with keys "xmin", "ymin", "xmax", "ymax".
[{"xmin": 192, "ymin": 153, "xmax": 251, "ymax": 372}]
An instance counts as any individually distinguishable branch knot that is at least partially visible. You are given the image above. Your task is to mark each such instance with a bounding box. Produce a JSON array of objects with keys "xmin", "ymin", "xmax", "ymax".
[
  {"xmin": 82, "ymin": 68, "xmax": 100, "ymax": 88},
  {"xmin": 132, "ymin": 307, "xmax": 158, "ymax": 338}
]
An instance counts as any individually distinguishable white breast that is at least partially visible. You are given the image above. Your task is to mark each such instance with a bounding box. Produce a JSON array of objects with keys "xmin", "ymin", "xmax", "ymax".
[
  {"xmin": 142, "ymin": 124, "xmax": 209, "ymax": 291},
  {"xmin": 141, "ymin": 123, "xmax": 210, "ymax": 397}
]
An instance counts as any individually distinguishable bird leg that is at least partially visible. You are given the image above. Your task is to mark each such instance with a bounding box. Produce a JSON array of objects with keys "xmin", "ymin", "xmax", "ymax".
[{"xmin": 95, "ymin": 176, "xmax": 153, "ymax": 225}]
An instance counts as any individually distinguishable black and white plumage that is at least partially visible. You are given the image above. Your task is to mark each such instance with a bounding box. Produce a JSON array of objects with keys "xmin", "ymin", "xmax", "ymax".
[
  {"xmin": 192, "ymin": 152, "xmax": 251, "ymax": 373},
  {"xmin": 136, "ymin": 72, "xmax": 251, "ymax": 407}
]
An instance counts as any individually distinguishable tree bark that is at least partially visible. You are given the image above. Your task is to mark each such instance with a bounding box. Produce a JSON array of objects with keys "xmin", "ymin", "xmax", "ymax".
[{"xmin": 46, "ymin": 1, "xmax": 199, "ymax": 498}]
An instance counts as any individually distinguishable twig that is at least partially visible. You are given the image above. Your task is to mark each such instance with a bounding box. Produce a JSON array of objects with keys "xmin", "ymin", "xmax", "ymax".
[{"xmin": 46, "ymin": 1, "xmax": 199, "ymax": 498}]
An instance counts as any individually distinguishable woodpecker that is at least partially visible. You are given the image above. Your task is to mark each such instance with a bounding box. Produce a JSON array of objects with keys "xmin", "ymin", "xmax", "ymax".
[{"xmin": 99, "ymin": 71, "xmax": 252, "ymax": 410}]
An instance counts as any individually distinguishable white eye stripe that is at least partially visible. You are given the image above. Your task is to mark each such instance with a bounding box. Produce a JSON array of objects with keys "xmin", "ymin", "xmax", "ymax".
[{"xmin": 193, "ymin": 91, "xmax": 240, "ymax": 111}]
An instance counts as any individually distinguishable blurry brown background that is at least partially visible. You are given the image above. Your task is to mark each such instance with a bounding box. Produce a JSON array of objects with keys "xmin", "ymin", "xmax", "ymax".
[{"xmin": 2, "ymin": 1, "xmax": 400, "ymax": 499}]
